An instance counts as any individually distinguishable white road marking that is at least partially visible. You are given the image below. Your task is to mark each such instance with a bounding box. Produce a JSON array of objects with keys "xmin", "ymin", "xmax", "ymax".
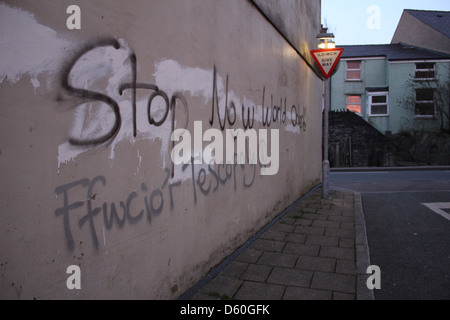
[{"xmin": 422, "ymin": 202, "xmax": 450, "ymax": 222}]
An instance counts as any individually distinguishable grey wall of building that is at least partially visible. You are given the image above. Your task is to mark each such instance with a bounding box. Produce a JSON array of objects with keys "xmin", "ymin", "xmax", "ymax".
[{"xmin": 392, "ymin": 11, "xmax": 450, "ymax": 54}]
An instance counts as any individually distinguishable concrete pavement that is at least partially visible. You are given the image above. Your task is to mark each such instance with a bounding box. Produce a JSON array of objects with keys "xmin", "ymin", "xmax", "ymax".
[{"xmin": 180, "ymin": 187, "xmax": 374, "ymax": 300}]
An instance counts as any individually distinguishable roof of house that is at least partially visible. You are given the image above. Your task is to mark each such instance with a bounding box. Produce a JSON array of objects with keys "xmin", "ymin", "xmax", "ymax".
[
  {"xmin": 406, "ymin": 9, "xmax": 450, "ymax": 39},
  {"xmin": 340, "ymin": 43, "xmax": 450, "ymax": 61}
]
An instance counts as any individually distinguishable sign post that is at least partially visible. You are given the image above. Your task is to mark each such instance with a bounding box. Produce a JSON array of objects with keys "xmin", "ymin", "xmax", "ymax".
[{"xmin": 311, "ymin": 48, "xmax": 344, "ymax": 199}]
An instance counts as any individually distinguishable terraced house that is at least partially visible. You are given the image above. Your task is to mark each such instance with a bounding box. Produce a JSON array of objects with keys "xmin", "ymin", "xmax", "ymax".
[
  {"xmin": 328, "ymin": 10, "xmax": 450, "ymax": 168},
  {"xmin": 330, "ymin": 42, "xmax": 450, "ymax": 135}
]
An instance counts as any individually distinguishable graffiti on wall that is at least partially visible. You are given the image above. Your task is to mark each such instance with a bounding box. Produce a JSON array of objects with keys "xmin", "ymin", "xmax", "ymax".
[
  {"xmin": 55, "ymin": 160, "xmax": 258, "ymax": 250},
  {"xmin": 59, "ymin": 38, "xmax": 307, "ymax": 147},
  {"xmin": 55, "ymin": 38, "xmax": 309, "ymax": 250}
]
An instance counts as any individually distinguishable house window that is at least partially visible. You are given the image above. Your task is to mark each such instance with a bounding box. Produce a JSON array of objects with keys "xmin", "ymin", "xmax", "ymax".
[
  {"xmin": 368, "ymin": 93, "xmax": 389, "ymax": 116},
  {"xmin": 346, "ymin": 61, "xmax": 361, "ymax": 80},
  {"xmin": 415, "ymin": 89, "xmax": 435, "ymax": 117},
  {"xmin": 415, "ymin": 63, "xmax": 435, "ymax": 80},
  {"xmin": 346, "ymin": 95, "xmax": 361, "ymax": 114}
]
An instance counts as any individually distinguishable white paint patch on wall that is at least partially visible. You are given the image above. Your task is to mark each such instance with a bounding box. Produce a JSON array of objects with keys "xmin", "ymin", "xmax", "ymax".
[
  {"xmin": 57, "ymin": 40, "xmax": 135, "ymax": 171},
  {"xmin": 58, "ymin": 58, "xmax": 302, "ymax": 172},
  {"xmin": 55, "ymin": 41, "xmax": 175, "ymax": 171},
  {"xmin": 57, "ymin": 50, "xmax": 301, "ymax": 172},
  {"xmin": 0, "ymin": 3, "xmax": 302, "ymax": 173},
  {"xmin": 152, "ymin": 59, "xmax": 301, "ymax": 133},
  {"xmin": 154, "ymin": 60, "xmax": 214, "ymax": 103},
  {"xmin": 0, "ymin": 3, "xmax": 70, "ymax": 90},
  {"xmin": 59, "ymin": 59, "xmax": 229, "ymax": 171},
  {"xmin": 57, "ymin": 96, "xmax": 174, "ymax": 172}
]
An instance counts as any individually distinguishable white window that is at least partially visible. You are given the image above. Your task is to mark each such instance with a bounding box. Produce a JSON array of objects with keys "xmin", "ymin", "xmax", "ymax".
[
  {"xmin": 346, "ymin": 95, "xmax": 361, "ymax": 114},
  {"xmin": 346, "ymin": 61, "xmax": 361, "ymax": 80},
  {"xmin": 368, "ymin": 92, "xmax": 389, "ymax": 116},
  {"xmin": 415, "ymin": 63, "xmax": 435, "ymax": 80}
]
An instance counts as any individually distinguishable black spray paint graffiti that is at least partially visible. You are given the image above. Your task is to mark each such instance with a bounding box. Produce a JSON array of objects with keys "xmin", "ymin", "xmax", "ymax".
[
  {"xmin": 60, "ymin": 38, "xmax": 189, "ymax": 148},
  {"xmin": 56, "ymin": 38, "xmax": 309, "ymax": 250},
  {"xmin": 209, "ymin": 66, "xmax": 308, "ymax": 132},
  {"xmin": 60, "ymin": 38, "xmax": 122, "ymax": 146},
  {"xmin": 60, "ymin": 38, "xmax": 308, "ymax": 149},
  {"xmin": 55, "ymin": 162, "xmax": 257, "ymax": 250}
]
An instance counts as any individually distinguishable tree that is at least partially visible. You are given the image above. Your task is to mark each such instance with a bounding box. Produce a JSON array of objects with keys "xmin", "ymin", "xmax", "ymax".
[{"xmin": 397, "ymin": 65, "xmax": 450, "ymax": 134}]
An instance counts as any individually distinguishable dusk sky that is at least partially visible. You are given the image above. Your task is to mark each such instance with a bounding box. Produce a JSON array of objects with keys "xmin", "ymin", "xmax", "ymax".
[{"xmin": 322, "ymin": 0, "xmax": 450, "ymax": 45}]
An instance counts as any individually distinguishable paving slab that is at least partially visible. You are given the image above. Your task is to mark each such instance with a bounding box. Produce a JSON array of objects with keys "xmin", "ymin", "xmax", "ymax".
[{"xmin": 182, "ymin": 187, "xmax": 374, "ymax": 300}]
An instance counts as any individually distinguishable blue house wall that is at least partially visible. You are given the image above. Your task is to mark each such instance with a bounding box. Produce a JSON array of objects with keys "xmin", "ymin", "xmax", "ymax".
[
  {"xmin": 331, "ymin": 45, "xmax": 450, "ymax": 135},
  {"xmin": 388, "ymin": 60, "xmax": 450, "ymax": 134}
]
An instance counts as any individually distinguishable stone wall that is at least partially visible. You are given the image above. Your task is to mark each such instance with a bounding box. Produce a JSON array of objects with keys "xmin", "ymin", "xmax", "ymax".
[
  {"xmin": 329, "ymin": 111, "xmax": 395, "ymax": 167},
  {"xmin": 393, "ymin": 131, "xmax": 450, "ymax": 166},
  {"xmin": 329, "ymin": 111, "xmax": 450, "ymax": 168}
]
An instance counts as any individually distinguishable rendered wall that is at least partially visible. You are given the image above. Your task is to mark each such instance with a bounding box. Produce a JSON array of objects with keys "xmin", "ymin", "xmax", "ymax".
[
  {"xmin": 389, "ymin": 61, "xmax": 450, "ymax": 134},
  {"xmin": 331, "ymin": 58, "xmax": 388, "ymax": 117},
  {"xmin": 332, "ymin": 57, "xmax": 450, "ymax": 135},
  {"xmin": 392, "ymin": 11, "xmax": 450, "ymax": 55},
  {"xmin": 252, "ymin": 0, "xmax": 321, "ymax": 66},
  {"xmin": 0, "ymin": 0, "xmax": 323, "ymax": 299}
]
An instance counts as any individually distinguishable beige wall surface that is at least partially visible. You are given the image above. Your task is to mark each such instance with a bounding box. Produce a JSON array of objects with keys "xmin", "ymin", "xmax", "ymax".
[
  {"xmin": 252, "ymin": 0, "xmax": 322, "ymax": 66},
  {"xmin": 0, "ymin": 0, "xmax": 323, "ymax": 299}
]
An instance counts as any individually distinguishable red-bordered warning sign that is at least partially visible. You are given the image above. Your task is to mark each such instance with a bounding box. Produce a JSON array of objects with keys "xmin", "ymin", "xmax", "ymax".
[{"xmin": 311, "ymin": 48, "xmax": 344, "ymax": 79}]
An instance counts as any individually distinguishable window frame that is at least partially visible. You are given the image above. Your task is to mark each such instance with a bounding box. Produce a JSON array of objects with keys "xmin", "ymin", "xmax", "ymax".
[
  {"xmin": 368, "ymin": 92, "xmax": 389, "ymax": 117},
  {"xmin": 346, "ymin": 60, "xmax": 362, "ymax": 81},
  {"xmin": 346, "ymin": 95, "xmax": 362, "ymax": 115},
  {"xmin": 415, "ymin": 62, "xmax": 436, "ymax": 80},
  {"xmin": 415, "ymin": 88, "xmax": 436, "ymax": 118}
]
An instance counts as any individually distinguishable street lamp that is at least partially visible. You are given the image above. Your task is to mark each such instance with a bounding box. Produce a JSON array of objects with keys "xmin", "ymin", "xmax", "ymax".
[
  {"xmin": 316, "ymin": 27, "xmax": 336, "ymax": 50},
  {"xmin": 317, "ymin": 26, "xmax": 335, "ymax": 200}
]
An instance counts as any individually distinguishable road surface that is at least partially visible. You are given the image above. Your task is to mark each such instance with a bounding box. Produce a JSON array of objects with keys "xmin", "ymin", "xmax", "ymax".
[{"xmin": 331, "ymin": 169, "xmax": 450, "ymax": 300}]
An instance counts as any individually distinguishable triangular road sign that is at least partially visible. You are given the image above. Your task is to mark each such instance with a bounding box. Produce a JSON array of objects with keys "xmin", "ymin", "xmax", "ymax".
[{"xmin": 311, "ymin": 48, "xmax": 344, "ymax": 79}]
